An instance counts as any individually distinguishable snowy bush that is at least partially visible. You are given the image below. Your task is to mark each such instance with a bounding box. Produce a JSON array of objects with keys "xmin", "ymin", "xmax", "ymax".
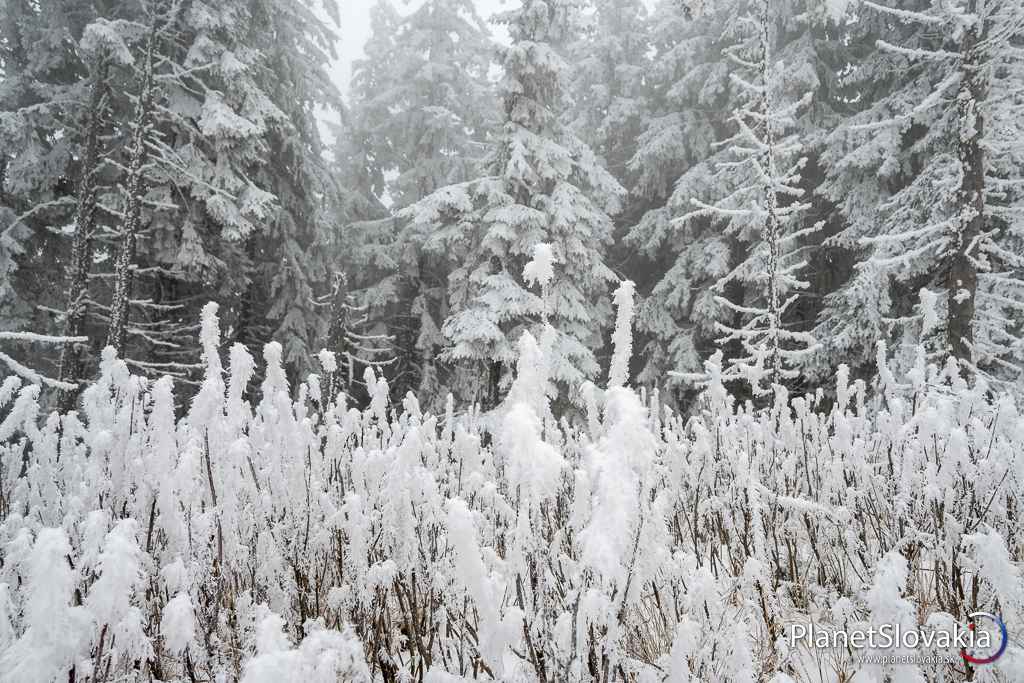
[{"xmin": 0, "ymin": 302, "xmax": 1021, "ymax": 682}]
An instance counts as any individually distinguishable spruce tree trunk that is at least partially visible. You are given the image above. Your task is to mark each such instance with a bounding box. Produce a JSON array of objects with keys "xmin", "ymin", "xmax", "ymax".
[
  {"xmin": 486, "ymin": 360, "xmax": 502, "ymax": 412},
  {"xmin": 107, "ymin": 38, "xmax": 157, "ymax": 355},
  {"xmin": 57, "ymin": 57, "xmax": 109, "ymax": 411},
  {"xmin": 759, "ymin": 0, "xmax": 782, "ymax": 386},
  {"xmin": 947, "ymin": 4, "xmax": 986, "ymax": 369},
  {"xmin": 326, "ymin": 272, "xmax": 350, "ymax": 397}
]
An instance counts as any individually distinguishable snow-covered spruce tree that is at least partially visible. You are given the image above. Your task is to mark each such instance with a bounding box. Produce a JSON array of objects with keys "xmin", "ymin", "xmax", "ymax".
[
  {"xmin": 404, "ymin": 0, "xmax": 624, "ymax": 408},
  {"xmin": 235, "ymin": 0, "xmax": 351, "ymax": 380},
  {"xmin": 350, "ymin": 0, "xmax": 494, "ymax": 209},
  {"xmin": 125, "ymin": 0, "xmax": 343, "ymax": 383},
  {"xmin": 626, "ymin": 0, "xmax": 843, "ymax": 395},
  {"xmin": 1, "ymin": 2, "xmax": 157, "ymax": 392},
  {"xmin": 814, "ymin": 0, "xmax": 1024, "ymax": 390},
  {"xmin": 1, "ymin": 0, "xmax": 180, "ymax": 397},
  {"xmin": 346, "ymin": 0, "xmax": 495, "ymax": 403},
  {"xmin": 55, "ymin": 47, "xmax": 112, "ymax": 410},
  {"xmin": 105, "ymin": 7, "xmax": 165, "ymax": 358},
  {"xmin": 639, "ymin": 0, "xmax": 823, "ymax": 396},
  {"xmin": 2, "ymin": 0, "xmax": 343, "ymax": 397},
  {"xmin": 76, "ymin": 0, "xmax": 287, "ymax": 386},
  {"xmin": 695, "ymin": 0, "xmax": 819, "ymax": 393},
  {"xmin": 619, "ymin": 0, "xmax": 723, "ymax": 392},
  {"xmin": 566, "ymin": 0, "xmax": 651, "ymax": 377},
  {"xmin": 568, "ymin": 0, "xmax": 650, "ymax": 188},
  {"xmin": 0, "ymin": 0, "xmax": 128, "ymax": 395},
  {"xmin": 298, "ymin": 94, "xmax": 400, "ymax": 405},
  {"xmin": 54, "ymin": 0, "xmax": 345, "ymax": 391}
]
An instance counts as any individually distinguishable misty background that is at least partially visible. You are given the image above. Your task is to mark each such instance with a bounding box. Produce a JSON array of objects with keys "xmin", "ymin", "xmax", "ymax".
[{"xmin": 334, "ymin": 0, "xmax": 511, "ymax": 95}]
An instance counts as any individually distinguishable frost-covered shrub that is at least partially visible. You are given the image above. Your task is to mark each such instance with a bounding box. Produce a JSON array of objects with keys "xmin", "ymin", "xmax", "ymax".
[{"xmin": 0, "ymin": 302, "xmax": 1021, "ymax": 682}]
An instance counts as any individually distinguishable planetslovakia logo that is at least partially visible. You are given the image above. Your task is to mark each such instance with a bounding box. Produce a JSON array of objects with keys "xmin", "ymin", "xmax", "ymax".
[
  {"xmin": 789, "ymin": 612, "xmax": 1009, "ymax": 666},
  {"xmin": 961, "ymin": 611, "xmax": 1008, "ymax": 665}
]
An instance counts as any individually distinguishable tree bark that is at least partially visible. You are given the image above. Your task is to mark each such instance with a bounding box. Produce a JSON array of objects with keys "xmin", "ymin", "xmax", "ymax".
[
  {"xmin": 107, "ymin": 36, "xmax": 157, "ymax": 355},
  {"xmin": 759, "ymin": 0, "xmax": 782, "ymax": 386},
  {"xmin": 946, "ymin": 1, "xmax": 987, "ymax": 369},
  {"xmin": 326, "ymin": 271, "xmax": 350, "ymax": 397},
  {"xmin": 57, "ymin": 57, "xmax": 109, "ymax": 411}
]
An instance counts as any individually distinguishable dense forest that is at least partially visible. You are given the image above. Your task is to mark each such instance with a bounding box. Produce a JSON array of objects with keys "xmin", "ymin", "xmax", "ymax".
[
  {"xmin": 2, "ymin": 0, "xmax": 1021, "ymax": 412},
  {"xmin": 0, "ymin": 1, "xmax": 1023, "ymax": 681}
]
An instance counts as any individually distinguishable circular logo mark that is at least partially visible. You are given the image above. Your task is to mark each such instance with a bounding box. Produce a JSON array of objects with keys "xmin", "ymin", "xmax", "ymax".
[{"xmin": 961, "ymin": 611, "xmax": 1008, "ymax": 665}]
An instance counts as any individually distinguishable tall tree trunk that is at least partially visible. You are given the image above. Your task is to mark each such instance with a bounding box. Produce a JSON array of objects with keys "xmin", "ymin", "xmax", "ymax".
[
  {"xmin": 947, "ymin": 4, "xmax": 987, "ymax": 369},
  {"xmin": 57, "ymin": 57, "xmax": 109, "ymax": 411},
  {"xmin": 759, "ymin": 0, "xmax": 782, "ymax": 386},
  {"xmin": 107, "ymin": 36, "xmax": 157, "ymax": 355},
  {"xmin": 486, "ymin": 359, "xmax": 502, "ymax": 411},
  {"xmin": 0, "ymin": 159, "xmax": 7, "ymax": 211},
  {"xmin": 326, "ymin": 271, "xmax": 350, "ymax": 397}
]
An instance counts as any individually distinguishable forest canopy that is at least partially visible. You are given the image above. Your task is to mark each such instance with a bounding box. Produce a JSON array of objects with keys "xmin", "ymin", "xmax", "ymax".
[{"xmin": 1, "ymin": 0, "xmax": 1020, "ymax": 411}]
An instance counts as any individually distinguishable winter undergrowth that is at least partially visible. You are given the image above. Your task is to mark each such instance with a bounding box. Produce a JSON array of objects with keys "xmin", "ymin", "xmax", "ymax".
[{"xmin": 0, "ymin": 298, "xmax": 1021, "ymax": 682}]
